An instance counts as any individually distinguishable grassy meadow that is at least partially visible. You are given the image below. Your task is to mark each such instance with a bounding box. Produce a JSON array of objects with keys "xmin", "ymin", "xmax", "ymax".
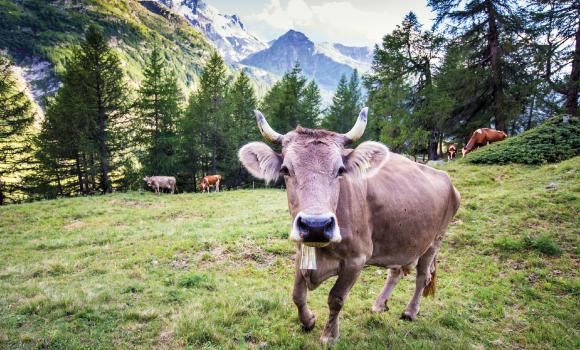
[{"xmin": 0, "ymin": 158, "xmax": 578, "ymax": 349}]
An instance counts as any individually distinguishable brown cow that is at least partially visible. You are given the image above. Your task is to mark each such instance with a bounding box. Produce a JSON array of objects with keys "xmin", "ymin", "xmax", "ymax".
[
  {"xmin": 143, "ymin": 176, "xmax": 177, "ymax": 195},
  {"xmin": 239, "ymin": 108, "xmax": 460, "ymax": 345},
  {"xmin": 462, "ymin": 128, "xmax": 507, "ymax": 157},
  {"xmin": 200, "ymin": 175, "xmax": 221, "ymax": 193},
  {"xmin": 447, "ymin": 144, "xmax": 457, "ymax": 161}
]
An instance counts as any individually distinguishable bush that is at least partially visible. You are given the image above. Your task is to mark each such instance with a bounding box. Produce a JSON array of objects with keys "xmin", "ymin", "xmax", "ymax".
[{"xmin": 467, "ymin": 116, "xmax": 579, "ymax": 164}]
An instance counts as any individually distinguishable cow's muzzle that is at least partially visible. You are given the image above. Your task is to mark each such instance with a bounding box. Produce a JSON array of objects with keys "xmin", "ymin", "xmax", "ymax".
[{"xmin": 290, "ymin": 212, "xmax": 341, "ymax": 247}]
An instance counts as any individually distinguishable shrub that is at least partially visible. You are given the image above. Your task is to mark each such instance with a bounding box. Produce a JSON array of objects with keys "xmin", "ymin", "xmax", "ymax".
[{"xmin": 467, "ymin": 116, "xmax": 579, "ymax": 164}]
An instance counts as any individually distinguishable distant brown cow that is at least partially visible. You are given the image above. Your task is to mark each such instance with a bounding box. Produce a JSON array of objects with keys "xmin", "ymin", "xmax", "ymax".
[
  {"xmin": 143, "ymin": 176, "xmax": 177, "ymax": 194},
  {"xmin": 200, "ymin": 175, "xmax": 221, "ymax": 193},
  {"xmin": 462, "ymin": 128, "xmax": 507, "ymax": 157},
  {"xmin": 447, "ymin": 144, "xmax": 457, "ymax": 161}
]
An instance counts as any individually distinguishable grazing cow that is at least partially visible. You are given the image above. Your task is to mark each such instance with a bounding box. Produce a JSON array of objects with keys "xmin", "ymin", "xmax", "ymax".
[
  {"xmin": 239, "ymin": 108, "xmax": 460, "ymax": 345},
  {"xmin": 200, "ymin": 175, "xmax": 221, "ymax": 193},
  {"xmin": 447, "ymin": 144, "xmax": 457, "ymax": 161},
  {"xmin": 462, "ymin": 128, "xmax": 507, "ymax": 157},
  {"xmin": 143, "ymin": 176, "xmax": 177, "ymax": 195}
]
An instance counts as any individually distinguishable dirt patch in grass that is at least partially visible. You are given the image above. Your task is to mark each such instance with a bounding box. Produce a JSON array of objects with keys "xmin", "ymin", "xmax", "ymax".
[{"xmin": 64, "ymin": 220, "xmax": 86, "ymax": 230}]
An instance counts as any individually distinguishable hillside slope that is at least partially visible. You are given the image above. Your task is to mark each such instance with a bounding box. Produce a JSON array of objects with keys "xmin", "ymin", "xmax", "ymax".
[
  {"xmin": 466, "ymin": 115, "xmax": 579, "ymax": 164},
  {"xmin": 0, "ymin": 0, "xmax": 214, "ymax": 105},
  {"xmin": 0, "ymin": 159, "xmax": 578, "ymax": 349}
]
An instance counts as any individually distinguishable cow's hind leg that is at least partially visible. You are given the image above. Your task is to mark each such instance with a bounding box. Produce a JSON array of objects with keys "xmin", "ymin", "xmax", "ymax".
[
  {"xmin": 401, "ymin": 246, "xmax": 438, "ymax": 321},
  {"xmin": 372, "ymin": 267, "xmax": 403, "ymax": 313}
]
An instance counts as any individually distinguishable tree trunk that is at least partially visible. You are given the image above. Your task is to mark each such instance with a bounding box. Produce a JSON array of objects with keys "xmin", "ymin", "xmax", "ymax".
[
  {"xmin": 55, "ymin": 165, "xmax": 63, "ymax": 197},
  {"xmin": 96, "ymin": 78, "xmax": 111, "ymax": 194},
  {"xmin": 526, "ymin": 95, "xmax": 535, "ymax": 130},
  {"xmin": 566, "ymin": 7, "xmax": 580, "ymax": 116},
  {"xmin": 211, "ymin": 127, "xmax": 217, "ymax": 175},
  {"xmin": 428, "ymin": 130, "xmax": 439, "ymax": 160},
  {"xmin": 0, "ymin": 181, "xmax": 4, "ymax": 206},
  {"xmin": 75, "ymin": 153, "xmax": 85, "ymax": 195},
  {"xmin": 485, "ymin": 0, "xmax": 506, "ymax": 131}
]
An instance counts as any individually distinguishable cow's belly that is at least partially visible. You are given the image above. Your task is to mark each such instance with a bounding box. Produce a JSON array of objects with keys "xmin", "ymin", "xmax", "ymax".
[{"xmin": 363, "ymin": 155, "xmax": 453, "ymax": 267}]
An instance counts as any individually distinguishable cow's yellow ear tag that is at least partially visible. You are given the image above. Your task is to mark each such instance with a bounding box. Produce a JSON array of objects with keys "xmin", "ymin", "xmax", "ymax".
[{"xmin": 300, "ymin": 244, "xmax": 317, "ymax": 270}]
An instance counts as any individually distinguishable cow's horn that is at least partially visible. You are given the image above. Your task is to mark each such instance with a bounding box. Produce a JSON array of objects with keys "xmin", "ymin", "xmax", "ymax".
[
  {"xmin": 255, "ymin": 110, "xmax": 283, "ymax": 144},
  {"xmin": 343, "ymin": 107, "xmax": 368, "ymax": 143}
]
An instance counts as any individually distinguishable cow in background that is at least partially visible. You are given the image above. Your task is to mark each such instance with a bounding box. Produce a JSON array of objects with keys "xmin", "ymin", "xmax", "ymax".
[
  {"xmin": 144, "ymin": 176, "xmax": 177, "ymax": 194},
  {"xmin": 447, "ymin": 144, "xmax": 457, "ymax": 161},
  {"xmin": 462, "ymin": 128, "xmax": 507, "ymax": 157},
  {"xmin": 200, "ymin": 175, "xmax": 221, "ymax": 193}
]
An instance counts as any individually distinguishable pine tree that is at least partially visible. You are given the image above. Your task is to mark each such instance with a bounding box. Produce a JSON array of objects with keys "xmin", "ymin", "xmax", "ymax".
[
  {"xmin": 181, "ymin": 51, "xmax": 230, "ymax": 188},
  {"xmin": 261, "ymin": 63, "xmax": 322, "ymax": 132},
  {"xmin": 34, "ymin": 25, "xmax": 129, "ymax": 196},
  {"xmin": 364, "ymin": 12, "xmax": 446, "ymax": 159},
  {"xmin": 429, "ymin": 0, "xmax": 525, "ymax": 131},
  {"xmin": 136, "ymin": 47, "xmax": 182, "ymax": 177},
  {"xmin": 300, "ymin": 80, "xmax": 322, "ymax": 127},
  {"xmin": 528, "ymin": 1, "xmax": 579, "ymax": 116},
  {"xmin": 0, "ymin": 54, "xmax": 34, "ymax": 204},
  {"xmin": 322, "ymin": 70, "xmax": 363, "ymax": 133},
  {"xmin": 80, "ymin": 25, "xmax": 130, "ymax": 193},
  {"xmin": 224, "ymin": 70, "xmax": 259, "ymax": 187}
]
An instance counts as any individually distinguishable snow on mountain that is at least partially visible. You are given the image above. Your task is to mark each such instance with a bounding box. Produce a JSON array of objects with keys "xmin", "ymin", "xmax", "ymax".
[
  {"xmin": 315, "ymin": 42, "xmax": 372, "ymax": 73},
  {"xmin": 241, "ymin": 30, "xmax": 371, "ymax": 98},
  {"xmin": 158, "ymin": 0, "xmax": 267, "ymax": 62}
]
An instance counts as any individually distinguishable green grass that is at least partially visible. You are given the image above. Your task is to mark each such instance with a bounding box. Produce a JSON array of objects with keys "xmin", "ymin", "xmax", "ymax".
[{"xmin": 0, "ymin": 158, "xmax": 579, "ymax": 349}]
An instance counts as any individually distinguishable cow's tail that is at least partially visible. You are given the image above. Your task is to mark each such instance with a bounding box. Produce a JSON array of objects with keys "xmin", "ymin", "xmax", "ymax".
[{"xmin": 423, "ymin": 256, "xmax": 437, "ymax": 297}]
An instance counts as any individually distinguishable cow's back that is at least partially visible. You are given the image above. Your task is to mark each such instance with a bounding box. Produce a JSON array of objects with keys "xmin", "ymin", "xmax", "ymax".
[
  {"xmin": 151, "ymin": 176, "xmax": 176, "ymax": 188},
  {"xmin": 365, "ymin": 153, "xmax": 459, "ymax": 267}
]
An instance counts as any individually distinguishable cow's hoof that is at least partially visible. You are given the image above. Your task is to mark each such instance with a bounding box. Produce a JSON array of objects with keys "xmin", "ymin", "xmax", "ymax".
[
  {"xmin": 371, "ymin": 302, "xmax": 389, "ymax": 313},
  {"xmin": 320, "ymin": 335, "xmax": 338, "ymax": 347},
  {"xmin": 400, "ymin": 311, "xmax": 417, "ymax": 321},
  {"xmin": 300, "ymin": 314, "xmax": 316, "ymax": 332}
]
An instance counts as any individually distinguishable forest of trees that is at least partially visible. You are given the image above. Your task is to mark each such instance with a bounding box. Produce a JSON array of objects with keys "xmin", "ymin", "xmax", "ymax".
[{"xmin": 0, "ymin": 0, "xmax": 578, "ymax": 203}]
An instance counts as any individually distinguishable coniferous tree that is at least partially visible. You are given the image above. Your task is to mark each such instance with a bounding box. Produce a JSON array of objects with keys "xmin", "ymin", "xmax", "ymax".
[
  {"xmin": 224, "ymin": 70, "xmax": 259, "ymax": 187},
  {"xmin": 81, "ymin": 25, "xmax": 129, "ymax": 193},
  {"xmin": 181, "ymin": 51, "xmax": 229, "ymax": 189},
  {"xmin": 261, "ymin": 64, "xmax": 322, "ymax": 132},
  {"xmin": 528, "ymin": 0, "xmax": 579, "ymax": 116},
  {"xmin": 429, "ymin": 0, "xmax": 525, "ymax": 131},
  {"xmin": 322, "ymin": 70, "xmax": 363, "ymax": 133},
  {"xmin": 136, "ymin": 47, "xmax": 182, "ymax": 177},
  {"xmin": 35, "ymin": 25, "xmax": 129, "ymax": 196},
  {"xmin": 0, "ymin": 54, "xmax": 34, "ymax": 204},
  {"xmin": 365, "ymin": 13, "xmax": 447, "ymax": 159}
]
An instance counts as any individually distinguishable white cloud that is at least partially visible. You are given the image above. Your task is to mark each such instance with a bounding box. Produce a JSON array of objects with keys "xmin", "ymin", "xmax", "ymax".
[{"xmin": 246, "ymin": 0, "xmax": 426, "ymax": 46}]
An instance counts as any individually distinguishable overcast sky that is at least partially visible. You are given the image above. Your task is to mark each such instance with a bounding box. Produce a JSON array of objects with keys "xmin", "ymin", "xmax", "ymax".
[{"xmin": 208, "ymin": 0, "xmax": 434, "ymax": 47}]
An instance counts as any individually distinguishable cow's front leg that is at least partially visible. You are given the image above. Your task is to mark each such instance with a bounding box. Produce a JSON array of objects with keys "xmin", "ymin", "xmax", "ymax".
[
  {"xmin": 320, "ymin": 257, "xmax": 364, "ymax": 345},
  {"xmin": 292, "ymin": 268, "xmax": 316, "ymax": 331}
]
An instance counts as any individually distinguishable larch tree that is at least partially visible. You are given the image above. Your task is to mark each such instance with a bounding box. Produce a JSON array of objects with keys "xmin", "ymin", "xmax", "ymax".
[
  {"xmin": 429, "ymin": 0, "xmax": 524, "ymax": 131},
  {"xmin": 528, "ymin": 0, "xmax": 579, "ymax": 116},
  {"xmin": 136, "ymin": 47, "xmax": 182, "ymax": 177},
  {"xmin": 0, "ymin": 54, "xmax": 34, "ymax": 204}
]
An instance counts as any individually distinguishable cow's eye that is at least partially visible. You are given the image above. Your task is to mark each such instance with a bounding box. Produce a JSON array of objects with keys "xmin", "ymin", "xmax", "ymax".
[
  {"xmin": 337, "ymin": 166, "xmax": 346, "ymax": 177},
  {"xmin": 280, "ymin": 166, "xmax": 290, "ymax": 176}
]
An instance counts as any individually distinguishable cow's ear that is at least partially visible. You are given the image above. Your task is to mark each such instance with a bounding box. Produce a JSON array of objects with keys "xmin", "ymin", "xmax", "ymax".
[
  {"xmin": 239, "ymin": 142, "xmax": 282, "ymax": 183},
  {"xmin": 345, "ymin": 141, "xmax": 389, "ymax": 178}
]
